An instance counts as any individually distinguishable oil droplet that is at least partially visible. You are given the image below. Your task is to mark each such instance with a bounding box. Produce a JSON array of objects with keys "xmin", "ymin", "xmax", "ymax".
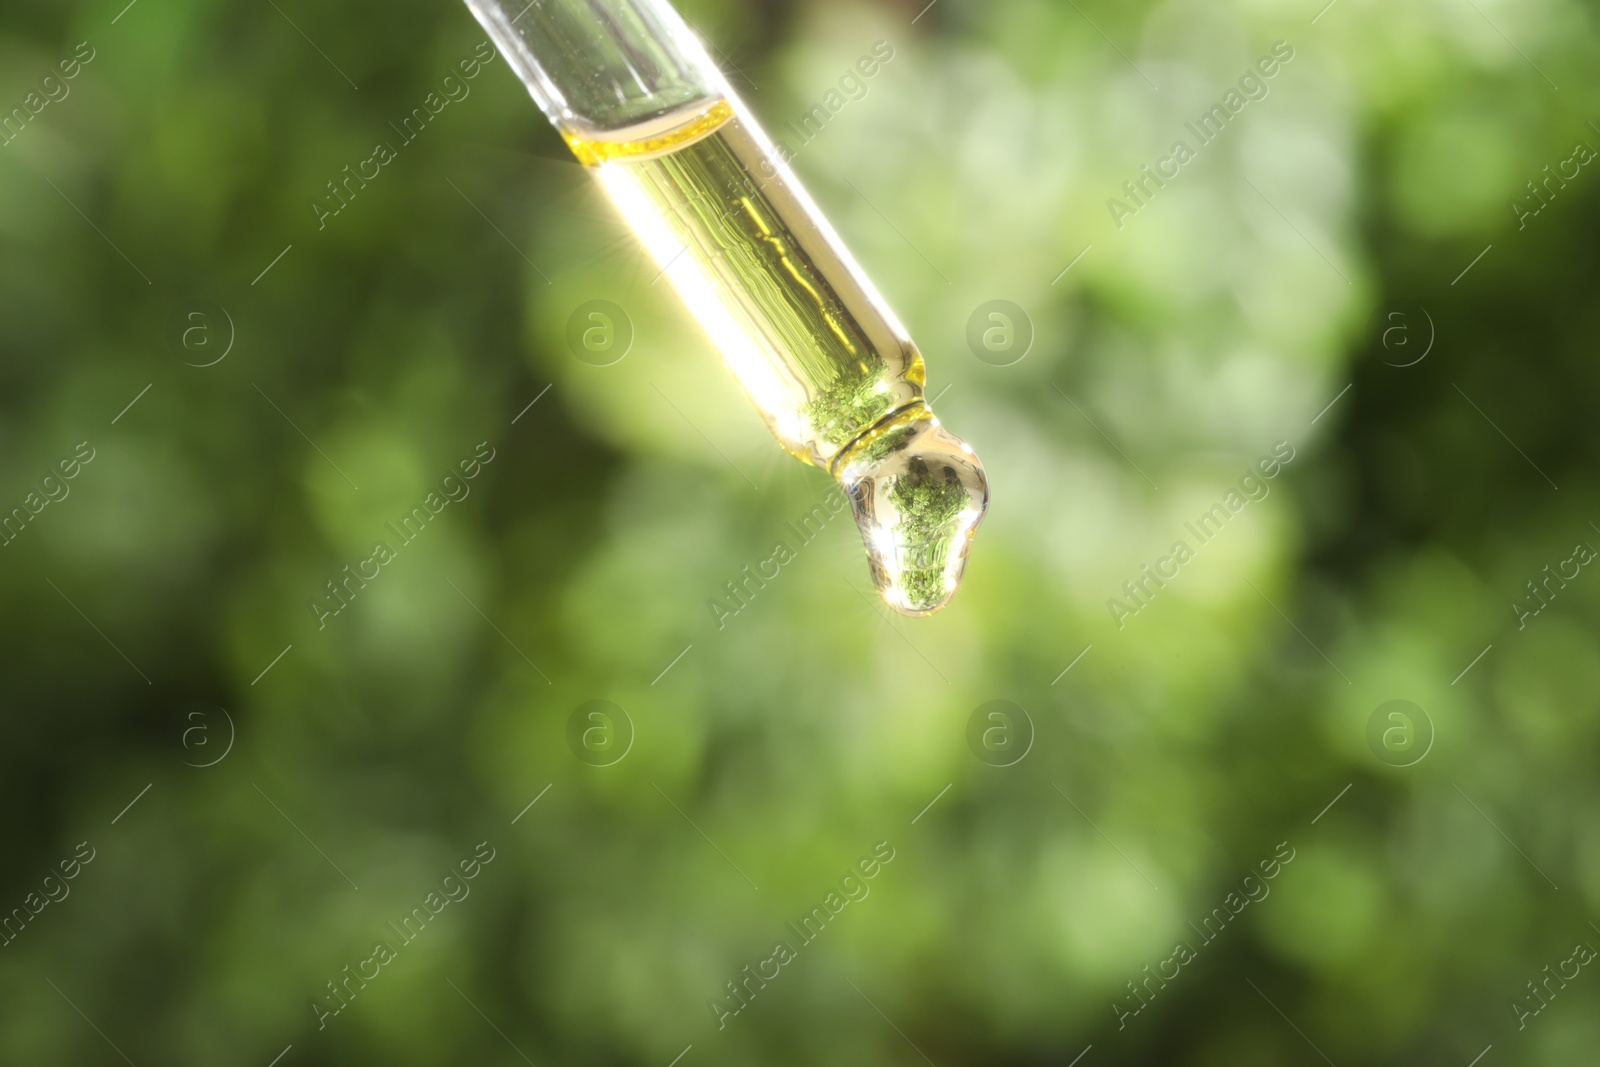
[{"xmin": 832, "ymin": 402, "xmax": 988, "ymax": 615}]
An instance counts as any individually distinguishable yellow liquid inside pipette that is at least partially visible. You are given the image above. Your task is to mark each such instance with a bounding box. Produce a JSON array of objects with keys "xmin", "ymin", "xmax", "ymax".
[{"xmin": 565, "ymin": 96, "xmax": 987, "ymax": 615}]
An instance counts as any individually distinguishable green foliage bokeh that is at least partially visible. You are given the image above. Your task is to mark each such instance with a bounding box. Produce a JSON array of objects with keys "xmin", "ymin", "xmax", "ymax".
[{"xmin": 2, "ymin": 0, "xmax": 1599, "ymax": 1063}]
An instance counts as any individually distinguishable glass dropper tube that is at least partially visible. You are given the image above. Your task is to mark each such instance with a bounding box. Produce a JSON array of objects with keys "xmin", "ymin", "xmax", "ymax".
[{"xmin": 464, "ymin": 0, "xmax": 989, "ymax": 616}]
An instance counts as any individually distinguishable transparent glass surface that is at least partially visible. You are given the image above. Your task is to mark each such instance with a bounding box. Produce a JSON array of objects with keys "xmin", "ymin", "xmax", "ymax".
[{"xmin": 464, "ymin": 0, "xmax": 718, "ymax": 131}]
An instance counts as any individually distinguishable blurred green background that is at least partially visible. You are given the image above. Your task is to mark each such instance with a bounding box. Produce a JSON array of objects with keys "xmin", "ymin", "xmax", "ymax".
[{"xmin": 3, "ymin": 0, "xmax": 1599, "ymax": 1062}]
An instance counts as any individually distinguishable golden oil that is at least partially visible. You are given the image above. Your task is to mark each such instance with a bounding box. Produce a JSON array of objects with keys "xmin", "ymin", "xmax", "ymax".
[{"xmin": 566, "ymin": 95, "xmax": 987, "ymax": 615}]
